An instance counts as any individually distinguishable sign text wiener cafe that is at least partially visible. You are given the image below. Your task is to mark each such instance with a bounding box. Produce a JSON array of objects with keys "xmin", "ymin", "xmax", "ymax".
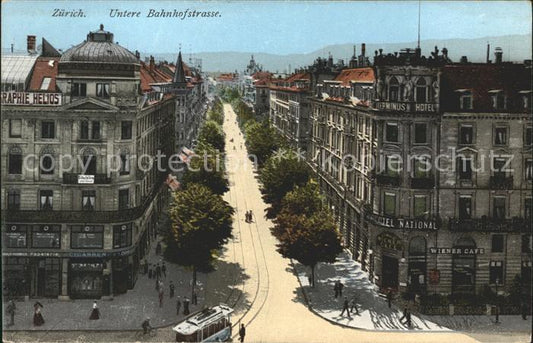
[{"xmin": 1, "ymin": 91, "xmax": 62, "ymax": 106}]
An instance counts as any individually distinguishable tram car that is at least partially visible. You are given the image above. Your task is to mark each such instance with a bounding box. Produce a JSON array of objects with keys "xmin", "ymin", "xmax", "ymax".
[{"xmin": 173, "ymin": 304, "xmax": 234, "ymax": 342}]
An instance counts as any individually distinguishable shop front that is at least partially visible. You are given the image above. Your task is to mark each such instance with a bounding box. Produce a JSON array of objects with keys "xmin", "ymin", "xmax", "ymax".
[
  {"xmin": 408, "ymin": 236, "xmax": 427, "ymax": 295},
  {"xmin": 69, "ymin": 260, "xmax": 104, "ymax": 299},
  {"xmin": 376, "ymin": 231, "xmax": 403, "ymax": 291}
]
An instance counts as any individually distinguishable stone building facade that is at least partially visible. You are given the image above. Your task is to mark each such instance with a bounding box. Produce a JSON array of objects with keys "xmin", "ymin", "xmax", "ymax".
[{"xmin": 1, "ymin": 26, "xmax": 175, "ymax": 299}]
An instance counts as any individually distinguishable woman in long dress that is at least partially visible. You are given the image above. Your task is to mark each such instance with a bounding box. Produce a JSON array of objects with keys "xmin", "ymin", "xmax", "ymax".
[
  {"xmin": 89, "ymin": 301, "xmax": 100, "ymax": 320},
  {"xmin": 33, "ymin": 302, "xmax": 44, "ymax": 326}
]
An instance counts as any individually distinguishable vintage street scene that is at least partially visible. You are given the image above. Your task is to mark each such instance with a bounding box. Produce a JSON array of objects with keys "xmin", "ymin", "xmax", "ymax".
[{"xmin": 1, "ymin": 1, "xmax": 532, "ymax": 343}]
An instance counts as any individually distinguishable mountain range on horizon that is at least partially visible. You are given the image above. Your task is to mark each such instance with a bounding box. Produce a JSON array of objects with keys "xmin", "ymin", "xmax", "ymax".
[{"xmin": 145, "ymin": 34, "xmax": 531, "ymax": 73}]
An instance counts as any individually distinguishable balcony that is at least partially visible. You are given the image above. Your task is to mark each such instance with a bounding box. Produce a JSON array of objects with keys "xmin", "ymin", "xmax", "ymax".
[
  {"xmin": 448, "ymin": 217, "xmax": 530, "ymax": 232},
  {"xmin": 410, "ymin": 177, "xmax": 435, "ymax": 189},
  {"xmin": 62, "ymin": 173, "xmax": 111, "ymax": 184},
  {"xmin": 489, "ymin": 175, "xmax": 513, "ymax": 190},
  {"xmin": 376, "ymin": 173, "xmax": 401, "ymax": 187}
]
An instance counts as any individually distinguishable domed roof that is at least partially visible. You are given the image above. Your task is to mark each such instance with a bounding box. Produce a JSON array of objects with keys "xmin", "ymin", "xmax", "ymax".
[{"xmin": 60, "ymin": 25, "xmax": 138, "ymax": 64}]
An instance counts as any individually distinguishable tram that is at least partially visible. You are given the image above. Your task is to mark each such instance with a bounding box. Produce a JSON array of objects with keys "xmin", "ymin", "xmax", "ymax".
[{"xmin": 173, "ymin": 304, "xmax": 234, "ymax": 342}]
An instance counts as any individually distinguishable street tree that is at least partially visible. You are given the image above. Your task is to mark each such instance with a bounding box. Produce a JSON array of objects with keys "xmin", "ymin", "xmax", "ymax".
[
  {"xmin": 182, "ymin": 142, "xmax": 229, "ymax": 195},
  {"xmin": 198, "ymin": 120, "xmax": 225, "ymax": 151},
  {"xmin": 245, "ymin": 121, "xmax": 280, "ymax": 166},
  {"xmin": 271, "ymin": 209, "xmax": 342, "ymax": 288},
  {"xmin": 259, "ymin": 150, "xmax": 311, "ymax": 218},
  {"xmin": 166, "ymin": 183, "xmax": 234, "ymax": 299}
]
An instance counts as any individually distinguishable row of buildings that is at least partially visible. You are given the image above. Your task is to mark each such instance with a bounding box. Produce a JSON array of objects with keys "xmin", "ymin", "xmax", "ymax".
[
  {"xmin": 263, "ymin": 45, "xmax": 532, "ymax": 298},
  {"xmin": 1, "ymin": 25, "xmax": 207, "ymax": 299}
]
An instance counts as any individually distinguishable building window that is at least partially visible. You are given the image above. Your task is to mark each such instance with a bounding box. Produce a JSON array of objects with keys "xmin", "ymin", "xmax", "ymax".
[
  {"xmin": 492, "ymin": 92, "xmax": 505, "ymax": 110},
  {"xmin": 459, "ymin": 196, "xmax": 472, "ymax": 219},
  {"xmin": 113, "ymin": 223, "xmax": 132, "ymax": 248},
  {"xmin": 489, "ymin": 261, "xmax": 504, "ymax": 285},
  {"xmin": 525, "ymin": 159, "xmax": 532, "ymax": 181},
  {"xmin": 9, "ymin": 119, "xmax": 22, "ymax": 138},
  {"xmin": 521, "ymin": 235, "xmax": 532, "ymax": 254},
  {"xmin": 8, "ymin": 150, "xmax": 22, "ymax": 174},
  {"xmin": 458, "ymin": 157, "xmax": 473, "ymax": 180},
  {"xmin": 39, "ymin": 190, "xmax": 53, "ymax": 210},
  {"xmin": 459, "ymin": 91, "xmax": 473, "ymax": 110},
  {"xmin": 121, "ymin": 121, "xmax": 132, "ymax": 140},
  {"xmin": 383, "ymin": 192, "xmax": 396, "ymax": 216},
  {"xmin": 413, "ymin": 156, "xmax": 430, "ymax": 178},
  {"xmin": 40, "ymin": 155, "xmax": 54, "ymax": 175},
  {"xmin": 388, "ymin": 77, "xmax": 400, "ymax": 101},
  {"xmin": 385, "ymin": 155, "xmax": 401, "ymax": 176},
  {"xmin": 493, "ymin": 158, "xmax": 509, "ymax": 177},
  {"xmin": 82, "ymin": 190, "xmax": 96, "ymax": 211},
  {"xmin": 96, "ymin": 83, "xmax": 110, "ymax": 98},
  {"xmin": 80, "ymin": 121, "xmax": 89, "ymax": 139},
  {"xmin": 526, "ymin": 127, "xmax": 532, "ymax": 147},
  {"xmin": 415, "ymin": 78, "xmax": 427, "ymax": 103},
  {"xmin": 491, "ymin": 234, "xmax": 504, "ymax": 253},
  {"xmin": 82, "ymin": 155, "xmax": 97, "ymax": 175},
  {"xmin": 7, "ymin": 189, "xmax": 20, "ymax": 210},
  {"xmin": 385, "ymin": 122, "xmax": 398, "ymax": 142},
  {"xmin": 120, "ymin": 154, "xmax": 130, "ymax": 175},
  {"xmin": 70, "ymin": 225, "xmax": 104, "ymax": 249},
  {"xmin": 459, "ymin": 125, "xmax": 474, "ymax": 145},
  {"xmin": 92, "ymin": 121, "xmax": 101, "ymax": 140},
  {"xmin": 32, "ymin": 225, "xmax": 61, "ymax": 248},
  {"xmin": 414, "ymin": 123, "xmax": 427, "ymax": 144},
  {"xmin": 40, "ymin": 77, "xmax": 51, "ymax": 91},
  {"xmin": 41, "ymin": 121, "xmax": 55, "ymax": 139},
  {"xmin": 3, "ymin": 225, "xmax": 27, "ymax": 248},
  {"xmin": 494, "ymin": 127, "xmax": 507, "ymax": 146},
  {"xmin": 118, "ymin": 189, "xmax": 129, "ymax": 210},
  {"xmin": 525, "ymin": 198, "xmax": 532, "ymax": 220},
  {"xmin": 414, "ymin": 195, "xmax": 428, "ymax": 218},
  {"xmin": 493, "ymin": 197, "xmax": 506, "ymax": 219},
  {"xmin": 71, "ymin": 83, "xmax": 87, "ymax": 96}
]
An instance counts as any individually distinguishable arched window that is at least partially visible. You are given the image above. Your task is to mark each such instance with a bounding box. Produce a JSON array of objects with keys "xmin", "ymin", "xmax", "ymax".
[
  {"xmin": 82, "ymin": 148, "xmax": 97, "ymax": 175},
  {"xmin": 416, "ymin": 78, "xmax": 427, "ymax": 103},
  {"xmin": 388, "ymin": 77, "xmax": 399, "ymax": 101},
  {"xmin": 40, "ymin": 146, "xmax": 55, "ymax": 175}
]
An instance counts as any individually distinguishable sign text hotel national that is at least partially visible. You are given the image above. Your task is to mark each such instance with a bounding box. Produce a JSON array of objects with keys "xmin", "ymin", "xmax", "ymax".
[
  {"xmin": 369, "ymin": 213, "xmax": 438, "ymax": 230},
  {"xmin": 1, "ymin": 92, "xmax": 62, "ymax": 106}
]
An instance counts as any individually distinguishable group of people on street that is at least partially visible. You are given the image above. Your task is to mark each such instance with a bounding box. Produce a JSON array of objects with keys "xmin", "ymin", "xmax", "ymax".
[
  {"xmin": 399, "ymin": 307, "xmax": 412, "ymax": 328},
  {"xmin": 175, "ymin": 296, "xmax": 191, "ymax": 316},
  {"xmin": 340, "ymin": 295, "xmax": 359, "ymax": 318},
  {"xmin": 245, "ymin": 210, "xmax": 254, "ymax": 223},
  {"xmin": 147, "ymin": 261, "xmax": 166, "ymax": 279}
]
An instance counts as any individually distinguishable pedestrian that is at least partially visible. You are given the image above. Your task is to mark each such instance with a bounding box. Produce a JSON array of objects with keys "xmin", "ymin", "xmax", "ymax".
[
  {"xmin": 155, "ymin": 277, "xmax": 160, "ymax": 292},
  {"xmin": 333, "ymin": 281, "xmax": 339, "ymax": 298},
  {"xmin": 238, "ymin": 323, "xmax": 246, "ymax": 342},
  {"xmin": 340, "ymin": 297, "xmax": 351, "ymax": 318},
  {"xmin": 162, "ymin": 262, "xmax": 167, "ymax": 278},
  {"xmin": 192, "ymin": 291, "xmax": 198, "ymax": 305},
  {"xmin": 159, "ymin": 287, "xmax": 164, "ymax": 308},
  {"xmin": 350, "ymin": 295, "xmax": 359, "ymax": 315},
  {"xmin": 521, "ymin": 301, "xmax": 528, "ymax": 320},
  {"xmin": 156, "ymin": 263, "xmax": 162, "ymax": 279},
  {"xmin": 183, "ymin": 297, "xmax": 190, "ymax": 315},
  {"xmin": 148, "ymin": 264, "xmax": 153, "ymax": 279},
  {"xmin": 405, "ymin": 310, "xmax": 412, "ymax": 328},
  {"xmin": 156, "ymin": 241, "xmax": 162, "ymax": 255},
  {"xmin": 33, "ymin": 302, "xmax": 44, "ymax": 326},
  {"xmin": 6, "ymin": 299, "xmax": 16, "ymax": 326},
  {"xmin": 338, "ymin": 280, "xmax": 344, "ymax": 296},
  {"xmin": 387, "ymin": 289, "xmax": 393, "ymax": 308},
  {"xmin": 399, "ymin": 307, "xmax": 408, "ymax": 324},
  {"xmin": 169, "ymin": 281, "xmax": 175, "ymax": 298},
  {"xmin": 176, "ymin": 296, "xmax": 182, "ymax": 315},
  {"xmin": 245, "ymin": 211, "xmax": 250, "ymax": 223},
  {"xmin": 249, "ymin": 210, "xmax": 253, "ymax": 222},
  {"xmin": 89, "ymin": 301, "xmax": 100, "ymax": 320}
]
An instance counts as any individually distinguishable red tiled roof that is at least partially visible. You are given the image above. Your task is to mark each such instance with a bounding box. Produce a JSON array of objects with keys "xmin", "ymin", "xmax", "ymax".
[
  {"xmin": 334, "ymin": 67, "xmax": 374, "ymax": 86},
  {"xmin": 269, "ymin": 85, "xmax": 310, "ymax": 93},
  {"xmin": 284, "ymin": 72, "xmax": 310, "ymax": 83},
  {"xmin": 252, "ymin": 71, "xmax": 272, "ymax": 80},
  {"xmin": 28, "ymin": 57, "xmax": 60, "ymax": 92},
  {"xmin": 140, "ymin": 61, "xmax": 172, "ymax": 92}
]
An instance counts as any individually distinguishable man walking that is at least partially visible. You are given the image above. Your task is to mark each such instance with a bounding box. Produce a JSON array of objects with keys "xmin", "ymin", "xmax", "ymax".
[
  {"xmin": 6, "ymin": 300, "xmax": 16, "ymax": 326},
  {"xmin": 405, "ymin": 310, "xmax": 412, "ymax": 328},
  {"xmin": 238, "ymin": 323, "xmax": 246, "ymax": 342},
  {"xmin": 338, "ymin": 280, "xmax": 344, "ymax": 297},
  {"xmin": 387, "ymin": 290, "xmax": 393, "ymax": 308},
  {"xmin": 333, "ymin": 281, "xmax": 339, "ymax": 298},
  {"xmin": 350, "ymin": 295, "xmax": 359, "ymax": 315},
  {"xmin": 340, "ymin": 297, "xmax": 351, "ymax": 318},
  {"xmin": 156, "ymin": 263, "xmax": 162, "ymax": 279},
  {"xmin": 169, "ymin": 281, "xmax": 175, "ymax": 298},
  {"xmin": 176, "ymin": 296, "xmax": 182, "ymax": 316},
  {"xmin": 158, "ymin": 287, "xmax": 164, "ymax": 308},
  {"xmin": 162, "ymin": 262, "xmax": 167, "ymax": 278},
  {"xmin": 183, "ymin": 297, "xmax": 190, "ymax": 315},
  {"xmin": 399, "ymin": 307, "xmax": 408, "ymax": 324}
]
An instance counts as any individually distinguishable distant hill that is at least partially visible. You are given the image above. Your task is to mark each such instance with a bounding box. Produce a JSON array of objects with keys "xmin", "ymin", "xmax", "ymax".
[{"xmin": 146, "ymin": 34, "xmax": 531, "ymax": 73}]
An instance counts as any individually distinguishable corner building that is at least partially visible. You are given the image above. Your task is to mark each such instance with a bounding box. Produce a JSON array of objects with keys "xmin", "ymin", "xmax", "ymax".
[{"xmin": 2, "ymin": 26, "xmax": 175, "ymax": 299}]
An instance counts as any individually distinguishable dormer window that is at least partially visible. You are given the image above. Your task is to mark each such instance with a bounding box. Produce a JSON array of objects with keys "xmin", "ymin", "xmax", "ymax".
[
  {"xmin": 388, "ymin": 77, "xmax": 399, "ymax": 101},
  {"xmin": 489, "ymin": 90, "xmax": 505, "ymax": 110},
  {"xmin": 415, "ymin": 78, "xmax": 427, "ymax": 103},
  {"xmin": 96, "ymin": 83, "xmax": 110, "ymax": 98},
  {"xmin": 457, "ymin": 90, "xmax": 473, "ymax": 110},
  {"xmin": 520, "ymin": 90, "xmax": 532, "ymax": 109}
]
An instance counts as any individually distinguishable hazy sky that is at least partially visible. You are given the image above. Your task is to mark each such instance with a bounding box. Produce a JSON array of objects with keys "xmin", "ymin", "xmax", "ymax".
[{"xmin": 2, "ymin": 1, "xmax": 531, "ymax": 55}]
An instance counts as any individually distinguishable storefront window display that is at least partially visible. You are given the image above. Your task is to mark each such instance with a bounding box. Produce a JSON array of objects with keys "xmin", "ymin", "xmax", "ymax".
[
  {"xmin": 31, "ymin": 225, "xmax": 61, "ymax": 248},
  {"xmin": 70, "ymin": 225, "xmax": 104, "ymax": 249}
]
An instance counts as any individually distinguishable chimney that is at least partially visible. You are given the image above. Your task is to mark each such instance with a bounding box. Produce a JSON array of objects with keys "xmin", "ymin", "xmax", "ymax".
[
  {"xmin": 460, "ymin": 56, "xmax": 468, "ymax": 64},
  {"xmin": 10, "ymin": 43, "xmax": 14, "ymax": 53},
  {"xmin": 135, "ymin": 50, "xmax": 140, "ymax": 59},
  {"xmin": 27, "ymin": 35, "xmax": 36, "ymax": 53},
  {"xmin": 149, "ymin": 55, "xmax": 155, "ymax": 73},
  {"xmin": 486, "ymin": 43, "xmax": 491, "ymax": 63},
  {"xmin": 494, "ymin": 47, "xmax": 503, "ymax": 64}
]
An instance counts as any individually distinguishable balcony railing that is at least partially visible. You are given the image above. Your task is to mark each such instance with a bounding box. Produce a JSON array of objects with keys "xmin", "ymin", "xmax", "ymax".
[
  {"xmin": 448, "ymin": 217, "xmax": 530, "ymax": 232},
  {"xmin": 376, "ymin": 173, "xmax": 401, "ymax": 187},
  {"xmin": 410, "ymin": 177, "xmax": 435, "ymax": 189},
  {"xmin": 489, "ymin": 175, "xmax": 513, "ymax": 190},
  {"xmin": 62, "ymin": 173, "xmax": 111, "ymax": 184}
]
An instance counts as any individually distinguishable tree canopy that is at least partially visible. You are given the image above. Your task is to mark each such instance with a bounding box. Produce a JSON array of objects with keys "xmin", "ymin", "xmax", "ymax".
[
  {"xmin": 197, "ymin": 120, "xmax": 225, "ymax": 152},
  {"xmin": 182, "ymin": 142, "xmax": 229, "ymax": 195},
  {"xmin": 245, "ymin": 121, "xmax": 281, "ymax": 166},
  {"xmin": 259, "ymin": 150, "xmax": 312, "ymax": 218}
]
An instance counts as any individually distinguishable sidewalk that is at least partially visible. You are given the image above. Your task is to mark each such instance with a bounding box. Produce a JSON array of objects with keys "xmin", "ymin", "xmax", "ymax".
[
  {"xmin": 294, "ymin": 251, "xmax": 532, "ymax": 334},
  {"xmin": 2, "ymin": 232, "xmax": 208, "ymax": 331}
]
